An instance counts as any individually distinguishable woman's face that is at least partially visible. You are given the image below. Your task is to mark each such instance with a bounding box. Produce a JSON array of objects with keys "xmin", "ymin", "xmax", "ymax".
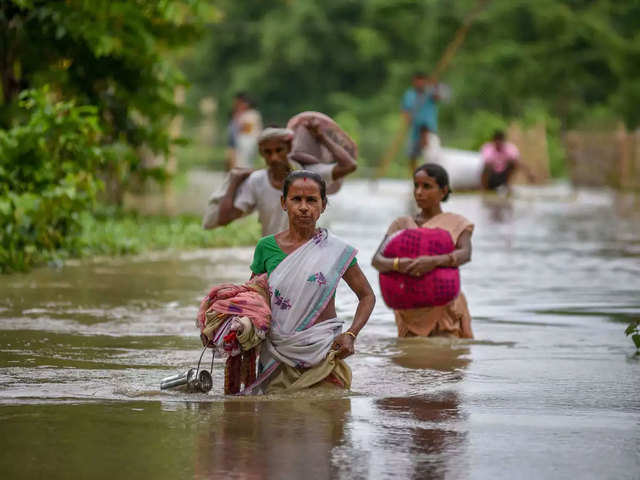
[
  {"xmin": 413, "ymin": 170, "xmax": 447, "ymax": 209},
  {"xmin": 281, "ymin": 178, "xmax": 326, "ymax": 229},
  {"xmin": 259, "ymin": 139, "xmax": 290, "ymax": 169}
]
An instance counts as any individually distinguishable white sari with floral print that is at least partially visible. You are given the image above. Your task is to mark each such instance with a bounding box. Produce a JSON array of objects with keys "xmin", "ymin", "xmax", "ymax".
[{"xmin": 242, "ymin": 228, "xmax": 357, "ymax": 394}]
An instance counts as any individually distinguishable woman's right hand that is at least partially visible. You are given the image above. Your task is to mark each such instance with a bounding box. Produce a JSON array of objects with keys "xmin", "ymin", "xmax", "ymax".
[
  {"xmin": 332, "ymin": 333, "xmax": 355, "ymax": 359},
  {"xmin": 396, "ymin": 257, "xmax": 413, "ymax": 274},
  {"xmin": 406, "ymin": 256, "xmax": 440, "ymax": 276}
]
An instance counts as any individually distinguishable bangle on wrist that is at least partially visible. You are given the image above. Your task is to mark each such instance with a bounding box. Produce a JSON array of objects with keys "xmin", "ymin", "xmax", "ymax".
[
  {"xmin": 344, "ymin": 330, "xmax": 357, "ymax": 340},
  {"xmin": 393, "ymin": 257, "xmax": 399, "ymax": 271},
  {"xmin": 447, "ymin": 253, "xmax": 455, "ymax": 267}
]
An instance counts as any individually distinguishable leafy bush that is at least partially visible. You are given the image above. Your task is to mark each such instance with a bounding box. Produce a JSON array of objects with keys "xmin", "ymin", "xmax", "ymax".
[
  {"xmin": 626, "ymin": 319, "xmax": 640, "ymax": 353},
  {"xmin": 466, "ymin": 110, "xmax": 509, "ymax": 151},
  {"xmin": 1, "ymin": 0, "xmax": 215, "ymax": 204},
  {"xmin": 0, "ymin": 88, "xmax": 104, "ymax": 272}
]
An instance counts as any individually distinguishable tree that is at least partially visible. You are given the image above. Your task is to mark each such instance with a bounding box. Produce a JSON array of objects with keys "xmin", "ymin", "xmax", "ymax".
[
  {"xmin": 0, "ymin": 0, "xmax": 217, "ymax": 271},
  {"xmin": 0, "ymin": 87, "xmax": 103, "ymax": 272},
  {"xmin": 447, "ymin": 0, "xmax": 640, "ymax": 129},
  {"xmin": 185, "ymin": 0, "xmax": 640, "ymax": 159},
  {"xmin": 1, "ymin": 0, "xmax": 215, "ymax": 202}
]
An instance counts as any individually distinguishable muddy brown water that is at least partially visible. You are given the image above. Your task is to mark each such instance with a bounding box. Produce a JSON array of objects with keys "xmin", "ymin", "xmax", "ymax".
[{"xmin": 1, "ymin": 178, "xmax": 639, "ymax": 479}]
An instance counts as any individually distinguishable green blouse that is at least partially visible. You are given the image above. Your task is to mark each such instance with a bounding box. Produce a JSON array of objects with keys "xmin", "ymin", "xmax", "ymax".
[{"xmin": 250, "ymin": 235, "xmax": 357, "ymax": 276}]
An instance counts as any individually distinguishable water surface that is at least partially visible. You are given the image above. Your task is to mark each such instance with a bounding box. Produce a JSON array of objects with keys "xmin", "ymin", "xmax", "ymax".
[{"xmin": 1, "ymin": 178, "xmax": 639, "ymax": 479}]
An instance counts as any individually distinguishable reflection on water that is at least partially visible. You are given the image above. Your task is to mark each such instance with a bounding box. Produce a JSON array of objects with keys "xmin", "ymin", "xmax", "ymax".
[
  {"xmin": 1, "ymin": 178, "xmax": 640, "ymax": 479},
  {"xmin": 390, "ymin": 337, "xmax": 471, "ymax": 372},
  {"xmin": 480, "ymin": 193, "xmax": 513, "ymax": 223},
  {"xmin": 375, "ymin": 394, "xmax": 466, "ymax": 480},
  {"xmin": 194, "ymin": 399, "xmax": 351, "ymax": 479}
]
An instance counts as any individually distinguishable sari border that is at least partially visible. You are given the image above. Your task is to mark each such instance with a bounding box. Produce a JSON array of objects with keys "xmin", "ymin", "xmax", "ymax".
[
  {"xmin": 268, "ymin": 228, "xmax": 326, "ymax": 280},
  {"xmin": 238, "ymin": 359, "xmax": 278, "ymax": 396}
]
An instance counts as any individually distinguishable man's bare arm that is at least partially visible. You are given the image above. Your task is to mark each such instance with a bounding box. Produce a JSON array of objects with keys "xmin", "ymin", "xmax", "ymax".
[
  {"xmin": 218, "ymin": 169, "xmax": 252, "ymax": 226},
  {"xmin": 306, "ymin": 120, "xmax": 357, "ymax": 181}
]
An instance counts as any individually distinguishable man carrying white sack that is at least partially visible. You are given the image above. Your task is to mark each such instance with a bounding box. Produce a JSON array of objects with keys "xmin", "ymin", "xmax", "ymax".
[{"xmin": 203, "ymin": 122, "xmax": 357, "ymax": 237}]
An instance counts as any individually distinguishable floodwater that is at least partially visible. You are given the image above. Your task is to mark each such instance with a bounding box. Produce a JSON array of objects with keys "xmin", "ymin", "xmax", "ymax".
[{"xmin": 1, "ymin": 177, "xmax": 639, "ymax": 479}]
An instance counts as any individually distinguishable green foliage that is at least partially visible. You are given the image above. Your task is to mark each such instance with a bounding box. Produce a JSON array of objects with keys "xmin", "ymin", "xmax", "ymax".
[
  {"xmin": 0, "ymin": 88, "xmax": 104, "ymax": 273},
  {"xmin": 448, "ymin": 0, "xmax": 640, "ymax": 129},
  {"xmin": 466, "ymin": 111, "xmax": 508, "ymax": 151},
  {"xmin": 545, "ymin": 115, "xmax": 567, "ymax": 179},
  {"xmin": 1, "ymin": 0, "xmax": 214, "ymax": 202},
  {"xmin": 176, "ymin": 141, "xmax": 226, "ymax": 172},
  {"xmin": 0, "ymin": 1, "xmax": 221, "ymax": 272},
  {"xmin": 74, "ymin": 210, "xmax": 261, "ymax": 257},
  {"xmin": 625, "ymin": 319, "xmax": 640, "ymax": 352},
  {"xmin": 184, "ymin": 0, "xmax": 640, "ymax": 174}
]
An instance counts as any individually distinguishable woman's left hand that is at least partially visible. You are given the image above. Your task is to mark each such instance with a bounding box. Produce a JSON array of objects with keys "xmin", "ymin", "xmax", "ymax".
[
  {"xmin": 406, "ymin": 256, "xmax": 439, "ymax": 277},
  {"xmin": 332, "ymin": 333, "xmax": 355, "ymax": 359}
]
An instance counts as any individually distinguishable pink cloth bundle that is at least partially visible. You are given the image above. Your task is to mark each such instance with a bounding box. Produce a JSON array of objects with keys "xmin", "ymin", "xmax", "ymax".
[
  {"xmin": 379, "ymin": 228, "xmax": 460, "ymax": 309},
  {"xmin": 286, "ymin": 111, "xmax": 358, "ymax": 166},
  {"xmin": 286, "ymin": 111, "xmax": 357, "ymax": 193},
  {"xmin": 196, "ymin": 276, "xmax": 269, "ymax": 395},
  {"xmin": 196, "ymin": 274, "xmax": 271, "ymax": 334}
]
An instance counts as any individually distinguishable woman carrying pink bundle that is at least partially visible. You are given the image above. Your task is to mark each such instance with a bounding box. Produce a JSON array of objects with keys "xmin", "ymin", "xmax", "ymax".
[
  {"xmin": 199, "ymin": 170, "xmax": 375, "ymax": 395},
  {"xmin": 372, "ymin": 163, "xmax": 474, "ymax": 339}
]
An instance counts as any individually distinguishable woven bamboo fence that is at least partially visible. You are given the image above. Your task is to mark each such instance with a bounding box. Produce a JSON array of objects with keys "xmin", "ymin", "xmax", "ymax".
[
  {"xmin": 564, "ymin": 126, "xmax": 640, "ymax": 190},
  {"xmin": 507, "ymin": 122, "xmax": 550, "ymax": 185}
]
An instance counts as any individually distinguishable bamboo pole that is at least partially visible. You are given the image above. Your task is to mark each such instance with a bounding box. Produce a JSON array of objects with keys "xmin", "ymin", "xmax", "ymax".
[
  {"xmin": 432, "ymin": 0, "xmax": 491, "ymax": 82},
  {"xmin": 375, "ymin": 0, "xmax": 491, "ymax": 179}
]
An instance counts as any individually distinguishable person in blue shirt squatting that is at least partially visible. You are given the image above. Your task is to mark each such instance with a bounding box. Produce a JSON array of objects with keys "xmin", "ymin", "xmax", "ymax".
[{"xmin": 402, "ymin": 71, "xmax": 440, "ymax": 174}]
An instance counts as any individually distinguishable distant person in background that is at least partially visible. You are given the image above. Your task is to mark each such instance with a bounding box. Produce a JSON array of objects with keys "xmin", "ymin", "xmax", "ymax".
[
  {"xmin": 480, "ymin": 130, "xmax": 535, "ymax": 191},
  {"xmin": 226, "ymin": 92, "xmax": 263, "ymax": 169},
  {"xmin": 402, "ymin": 72, "xmax": 440, "ymax": 173}
]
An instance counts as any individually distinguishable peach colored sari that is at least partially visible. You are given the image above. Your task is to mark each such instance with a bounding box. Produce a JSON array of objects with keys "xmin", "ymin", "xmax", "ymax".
[{"xmin": 386, "ymin": 212, "xmax": 474, "ymax": 338}]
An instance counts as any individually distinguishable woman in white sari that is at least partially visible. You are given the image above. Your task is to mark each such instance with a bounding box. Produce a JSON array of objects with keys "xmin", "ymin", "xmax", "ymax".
[{"xmin": 239, "ymin": 170, "xmax": 375, "ymax": 394}]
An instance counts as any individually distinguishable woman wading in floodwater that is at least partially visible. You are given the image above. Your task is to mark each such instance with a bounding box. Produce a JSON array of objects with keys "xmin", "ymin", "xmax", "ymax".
[
  {"xmin": 236, "ymin": 170, "xmax": 375, "ymax": 393},
  {"xmin": 372, "ymin": 163, "xmax": 474, "ymax": 338}
]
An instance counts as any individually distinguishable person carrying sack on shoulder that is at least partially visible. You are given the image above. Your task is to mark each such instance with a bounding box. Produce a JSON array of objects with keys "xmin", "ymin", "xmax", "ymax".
[{"xmin": 203, "ymin": 123, "xmax": 357, "ymax": 237}]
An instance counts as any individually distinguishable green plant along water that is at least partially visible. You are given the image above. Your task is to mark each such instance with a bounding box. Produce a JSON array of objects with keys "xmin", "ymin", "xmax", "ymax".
[
  {"xmin": 0, "ymin": 90, "xmax": 260, "ymax": 273},
  {"xmin": 0, "ymin": 89, "xmax": 104, "ymax": 273},
  {"xmin": 626, "ymin": 318, "xmax": 640, "ymax": 352}
]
